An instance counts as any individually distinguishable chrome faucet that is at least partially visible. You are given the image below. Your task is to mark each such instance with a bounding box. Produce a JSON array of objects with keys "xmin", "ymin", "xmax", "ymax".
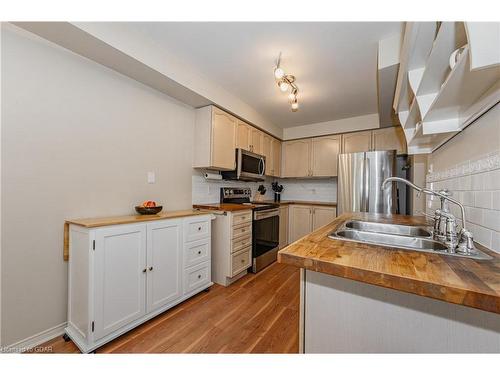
[{"xmin": 382, "ymin": 177, "xmax": 475, "ymax": 255}]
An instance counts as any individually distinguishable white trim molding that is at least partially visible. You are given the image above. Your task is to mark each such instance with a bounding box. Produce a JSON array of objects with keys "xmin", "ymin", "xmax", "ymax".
[
  {"xmin": 0, "ymin": 322, "xmax": 67, "ymax": 353},
  {"xmin": 427, "ymin": 151, "xmax": 500, "ymax": 183}
]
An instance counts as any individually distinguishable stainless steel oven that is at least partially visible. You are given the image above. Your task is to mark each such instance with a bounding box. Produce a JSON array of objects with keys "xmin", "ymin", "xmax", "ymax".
[
  {"xmin": 252, "ymin": 207, "xmax": 279, "ymax": 273},
  {"xmin": 221, "ymin": 148, "xmax": 265, "ymax": 182}
]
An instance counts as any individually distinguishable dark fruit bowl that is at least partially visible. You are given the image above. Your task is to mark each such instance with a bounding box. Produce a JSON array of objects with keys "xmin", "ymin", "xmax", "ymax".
[{"xmin": 135, "ymin": 206, "xmax": 163, "ymax": 215}]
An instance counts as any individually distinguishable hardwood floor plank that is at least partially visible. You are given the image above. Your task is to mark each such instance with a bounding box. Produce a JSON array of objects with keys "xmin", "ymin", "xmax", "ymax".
[{"xmin": 32, "ymin": 262, "xmax": 300, "ymax": 354}]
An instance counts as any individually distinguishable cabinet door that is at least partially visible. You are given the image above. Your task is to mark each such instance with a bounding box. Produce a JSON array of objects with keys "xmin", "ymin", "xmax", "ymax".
[
  {"xmin": 282, "ymin": 139, "xmax": 312, "ymax": 177},
  {"xmin": 289, "ymin": 205, "xmax": 313, "ymax": 243},
  {"xmin": 211, "ymin": 108, "xmax": 237, "ymax": 170},
  {"xmin": 279, "ymin": 206, "xmax": 289, "ymax": 249},
  {"xmin": 251, "ymin": 128, "xmax": 263, "ymax": 154},
  {"xmin": 372, "ymin": 127, "xmax": 407, "ymax": 155},
  {"xmin": 236, "ymin": 120, "xmax": 251, "ymax": 151},
  {"xmin": 342, "ymin": 131, "xmax": 372, "ymax": 153},
  {"xmin": 262, "ymin": 133, "xmax": 272, "ymax": 175},
  {"xmin": 271, "ymin": 138, "xmax": 282, "ymax": 177},
  {"xmin": 312, "ymin": 206, "xmax": 337, "ymax": 231},
  {"xmin": 93, "ymin": 224, "xmax": 146, "ymax": 340},
  {"xmin": 146, "ymin": 220, "xmax": 182, "ymax": 313},
  {"xmin": 311, "ymin": 135, "xmax": 341, "ymax": 177}
]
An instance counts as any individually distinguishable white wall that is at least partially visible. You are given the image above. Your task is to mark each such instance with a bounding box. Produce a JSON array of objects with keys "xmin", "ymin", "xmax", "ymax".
[
  {"xmin": 426, "ymin": 103, "xmax": 500, "ymax": 253},
  {"xmin": 283, "ymin": 113, "xmax": 379, "ymax": 140},
  {"xmin": 1, "ymin": 24, "xmax": 197, "ymax": 346}
]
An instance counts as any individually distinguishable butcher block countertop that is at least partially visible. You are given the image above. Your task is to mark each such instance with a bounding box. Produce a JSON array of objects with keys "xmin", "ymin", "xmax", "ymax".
[
  {"xmin": 278, "ymin": 212, "xmax": 500, "ymax": 314},
  {"xmin": 193, "ymin": 200, "xmax": 336, "ymax": 212},
  {"xmin": 63, "ymin": 209, "xmax": 211, "ymax": 261},
  {"xmin": 261, "ymin": 200, "xmax": 336, "ymax": 207}
]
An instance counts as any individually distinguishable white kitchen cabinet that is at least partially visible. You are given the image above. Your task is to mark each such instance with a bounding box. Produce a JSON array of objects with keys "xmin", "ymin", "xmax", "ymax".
[
  {"xmin": 250, "ymin": 127, "xmax": 263, "ymax": 154},
  {"xmin": 93, "ymin": 224, "xmax": 147, "ymax": 340},
  {"xmin": 262, "ymin": 133, "xmax": 272, "ymax": 175},
  {"xmin": 236, "ymin": 120, "xmax": 252, "ymax": 151},
  {"xmin": 212, "ymin": 209, "xmax": 253, "ymax": 286},
  {"xmin": 271, "ymin": 138, "xmax": 282, "ymax": 177},
  {"xmin": 193, "ymin": 106, "xmax": 237, "ymax": 171},
  {"xmin": 65, "ymin": 214, "xmax": 213, "ymax": 353},
  {"xmin": 146, "ymin": 220, "xmax": 183, "ymax": 313},
  {"xmin": 289, "ymin": 205, "xmax": 337, "ymax": 243},
  {"xmin": 282, "ymin": 139, "xmax": 312, "ymax": 178}
]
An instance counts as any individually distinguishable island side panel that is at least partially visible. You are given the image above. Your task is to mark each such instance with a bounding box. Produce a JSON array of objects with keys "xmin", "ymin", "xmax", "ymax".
[{"xmin": 303, "ymin": 270, "xmax": 500, "ymax": 353}]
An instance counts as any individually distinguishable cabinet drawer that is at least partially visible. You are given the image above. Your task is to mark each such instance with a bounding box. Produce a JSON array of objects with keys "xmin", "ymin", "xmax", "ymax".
[
  {"xmin": 231, "ymin": 247, "xmax": 251, "ymax": 277},
  {"xmin": 184, "ymin": 261, "xmax": 211, "ymax": 295},
  {"xmin": 184, "ymin": 217, "xmax": 210, "ymax": 242},
  {"xmin": 232, "ymin": 234, "xmax": 252, "ymax": 253},
  {"xmin": 184, "ymin": 239, "xmax": 210, "ymax": 268},
  {"xmin": 232, "ymin": 210, "xmax": 252, "ymax": 226},
  {"xmin": 232, "ymin": 222, "xmax": 252, "ymax": 239}
]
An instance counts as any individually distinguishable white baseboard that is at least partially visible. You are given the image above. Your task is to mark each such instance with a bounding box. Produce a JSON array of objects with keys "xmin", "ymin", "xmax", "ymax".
[{"xmin": 1, "ymin": 322, "xmax": 67, "ymax": 353}]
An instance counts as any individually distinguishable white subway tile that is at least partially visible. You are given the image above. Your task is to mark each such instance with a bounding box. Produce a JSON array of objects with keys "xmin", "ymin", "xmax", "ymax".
[
  {"xmin": 470, "ymin": 224, "xmax": 492, "ymax": 249},
  {"xmin": 465, "ymin": 206, "xmax": 483, "ymax": 226},
  {"xmin": 484, "ymin": 169, "xmax": 500, "ymax": 190},
  {"xmin": 483, "ymin": 209, "xmax": 500, "ymax": 232},
  {"xmin": 492, "ymin": 191, "xmax": 500, "ymax": 210},
  {"xmin": 462, "ymin": 191, "xmax": 475, "ymax": 206},
  {"xmin": 459, "ymin": 175, "xmax": 472, "ymax": 191},
  {"xmin": 471, "ymin": 173, "xmax": 485, "ymax": 190},
  {"xmin": 491, "ymin": 231, "xmax": 500, "ymax": 254},
  {"xmin": 474, "ymin": 191, "xmax": 492, "ymax": 209}
]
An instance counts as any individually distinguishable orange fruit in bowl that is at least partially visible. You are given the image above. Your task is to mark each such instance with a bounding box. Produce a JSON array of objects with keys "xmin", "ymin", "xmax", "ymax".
[{"xmin": 142, "ymin": 200, "xmax": 157, "ymax": 208}]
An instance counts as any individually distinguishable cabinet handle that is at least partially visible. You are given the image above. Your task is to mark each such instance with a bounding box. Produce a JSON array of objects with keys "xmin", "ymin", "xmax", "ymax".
[
  {"xmin": 241, "ymin": 259, "xmax": 245, "ymax": 263},
  {"xmin": 142, "ymin": 268, "xmax": 147, "ymax": 273},
  {"xmin": 149, "ymin": 266, "xmax": 153, "ymax": 271},
  {"xmin": 198, "ymin": 226, "xmax": 202, "ymax": 231},
  {"xmin": 198, "ymin": 274, "xmax": 202, "ymax": 279},
  {"xmin": 198, "ymin": 250, "xmax": 202, "ymax": 255}
]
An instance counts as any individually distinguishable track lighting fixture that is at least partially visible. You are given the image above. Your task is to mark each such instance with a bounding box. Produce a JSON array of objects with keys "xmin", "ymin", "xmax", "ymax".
[{"xmin": 274, "ymin": 53, "xmax": 299, "ymax": 112}]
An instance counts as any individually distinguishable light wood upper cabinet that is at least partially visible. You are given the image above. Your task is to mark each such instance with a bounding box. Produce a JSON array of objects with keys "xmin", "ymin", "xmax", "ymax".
[
  {"xmin": 311, "ymin": 135, "xmax": 341, "ymax": 177},
  {"xmin": 251, "ymin": 128, "xmax": 263, "ymax": 154},
  {"xmin": 372, "ymin": 127, "xmax": 407, "ymax": 155},
  {"xmin": 282, "ymin": 139, "xmax": 312, "ymax": 178},
  {"xmin": 342, "ymin": 130, "xmax": 372, "ymax": 153},
  {"xmin": 236, "ymin": 120, "xmax": 252, "ymax": 151},
  {"xmin": 194, "ymin": 106, "xmax": 236, "ymax": 171},
  {"xmin": 262, "ymin": 133, "xmax": 272, "ymax": 175},
  {"xmin": 289, "ymin": 205, "xmax": 313, "ymax": 243},
  {"xmin": 271, "ymin": 138, "xmax": 282, "ymax": 177},
  {"xmin": 312, "ymin": 206, "xmax": 337, "ymax": 231}
]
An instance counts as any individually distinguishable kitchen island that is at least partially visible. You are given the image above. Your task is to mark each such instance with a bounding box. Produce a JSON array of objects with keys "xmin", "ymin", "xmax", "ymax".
[{"xmin": 278, "ymin": 213, "xmax": 500, "ymax": 353}]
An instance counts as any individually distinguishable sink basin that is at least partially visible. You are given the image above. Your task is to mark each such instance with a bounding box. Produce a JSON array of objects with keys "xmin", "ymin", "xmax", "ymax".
[
  {"xmin": 329, "ymin": 220, "xmax": 492, "ymax": 260},
  {"xmin": 332, "ymin": 229, "xmax": 447, "ymax": 251},
  {"xmin": 345, "ymin": 220, "xmax": 431, "ymax": 237}
]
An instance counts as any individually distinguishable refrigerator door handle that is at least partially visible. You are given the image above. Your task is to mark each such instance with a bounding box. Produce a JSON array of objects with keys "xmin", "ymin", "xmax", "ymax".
[{"xmin": 363, "ymin": 157, "xmax": 370, "ymax": 212}]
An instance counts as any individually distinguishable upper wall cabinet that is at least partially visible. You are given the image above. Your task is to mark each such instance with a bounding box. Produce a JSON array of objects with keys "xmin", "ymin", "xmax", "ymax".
[
  {"xmin": 282, "ymin": 139, "xmax": 312, "ymax": 178},
  {"xmin": 270, "ymin": 138, "xmax": 282, "ymax": 177},
  {"xmin": 311, "ymin": 135, "xmax": 341, "ymax": 177},
  {"xmin": 372, "ymin": 127, "xmax": 407, "ymax": 155},
  {"xmin": 236, "ymin": 120, "xmax": 252, "ymax": 152},
  {"xmin": 341, "ymin": 130, "xmax": 372, "ymax": 153},
  {"xmin": 251, "ymin": 128, "xmax": 263, "ymax": 154},
  {"xmin": 394, "ymin": 22, "xmax": 500, "ymax": 154},
  {"xmin": 194, "ymin": 106, "xmax": 237, "ymax": 171}
]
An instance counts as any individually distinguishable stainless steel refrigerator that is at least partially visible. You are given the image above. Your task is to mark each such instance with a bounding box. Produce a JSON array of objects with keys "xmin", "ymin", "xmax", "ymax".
[{"xmin": 337, "ymin": 150, "xmax": 409, "ymax": 215}]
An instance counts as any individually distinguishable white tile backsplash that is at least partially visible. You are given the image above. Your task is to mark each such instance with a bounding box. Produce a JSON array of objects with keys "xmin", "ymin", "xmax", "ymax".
[
  {"xmin": 279, "ymin": 178, "xmax": 337, "ymax": 203},
  {"xmin": 426, "ymin": 152, "xmax": 500, "ymax": 253}
]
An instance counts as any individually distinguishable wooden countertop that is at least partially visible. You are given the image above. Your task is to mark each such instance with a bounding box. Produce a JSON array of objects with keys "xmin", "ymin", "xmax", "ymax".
[
  {"xmin": 193, "ymin": 203, "xmax": 255, "ymax": 212},
  {"xmin": 260, "ymin": 200, "xmax": 337, "ymax": 207},
  {"xmin": 278, "ymin": 212, "xmax": 500, "ymax": 314},
  {"xmin": 66, "ymin": 209, "xmax": 210, "ymax": 228},
  {"xmin": 64, "ymin": 209, "xmax": 211, "ymax": 261}
]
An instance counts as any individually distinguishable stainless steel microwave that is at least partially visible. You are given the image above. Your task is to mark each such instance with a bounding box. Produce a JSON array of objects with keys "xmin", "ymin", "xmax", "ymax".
[{"xmin": 221, "ymin": 148, "xmax": 266, "ymax": 182}]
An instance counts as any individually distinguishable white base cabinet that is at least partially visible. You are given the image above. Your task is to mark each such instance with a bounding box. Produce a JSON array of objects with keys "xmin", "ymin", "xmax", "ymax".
[
  {"xmin": 65, "ymin": 214, "xmax": 213, "ymax": 353},
  {"xmin": 289, "ymin": 205, "xmax": 337, "ymax": 243}
]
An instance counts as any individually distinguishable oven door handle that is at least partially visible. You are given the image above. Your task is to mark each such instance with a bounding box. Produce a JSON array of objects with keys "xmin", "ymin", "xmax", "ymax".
[{"xmin": 254, "ymin": 209, "xmax": 279, "ymax": 221}]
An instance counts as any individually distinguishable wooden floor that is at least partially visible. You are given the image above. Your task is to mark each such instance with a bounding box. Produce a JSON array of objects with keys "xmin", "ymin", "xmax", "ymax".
[{"xmin": 36, "ymin": 262, "xmax": 300, "ymax": 353}]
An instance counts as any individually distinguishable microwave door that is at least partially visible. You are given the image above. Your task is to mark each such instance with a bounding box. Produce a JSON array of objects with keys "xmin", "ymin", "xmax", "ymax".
[{"xmin": 239, "ymin": 151, "xmax": 265, "ymax": 180}]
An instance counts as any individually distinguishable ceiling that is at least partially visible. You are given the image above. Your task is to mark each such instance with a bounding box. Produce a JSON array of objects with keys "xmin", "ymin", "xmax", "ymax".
[{"xmin": 122, "ymin": 22, "xmax": 403, "ymax": 128}]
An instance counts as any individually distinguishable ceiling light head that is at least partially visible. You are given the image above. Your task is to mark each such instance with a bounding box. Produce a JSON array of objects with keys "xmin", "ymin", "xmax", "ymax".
[
  {"xmin": 274, "ymin": 67, "xmax": 285, "ymax": 80},
  {"xmin": 279, "ymin": 81, "xmax": 289, "ymax": 92},
  {"xmin": 288, "ymin": 89, "xmax": 298, "ymax": 103},
  {"xmin": 291, "ymin": 101, "xmax": 299, "ymax": 112}
]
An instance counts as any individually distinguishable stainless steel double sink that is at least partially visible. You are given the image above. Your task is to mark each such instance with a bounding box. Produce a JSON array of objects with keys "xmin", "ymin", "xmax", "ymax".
[{"xmin": 329, "ymin": 219, "xmax": 491, "ymax": 260}]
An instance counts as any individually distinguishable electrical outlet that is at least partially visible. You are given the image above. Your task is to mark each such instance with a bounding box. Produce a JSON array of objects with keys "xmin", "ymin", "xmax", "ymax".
[{"xmin": 147, "ymin": 172, "xmax": 156, "ymax": 184}]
